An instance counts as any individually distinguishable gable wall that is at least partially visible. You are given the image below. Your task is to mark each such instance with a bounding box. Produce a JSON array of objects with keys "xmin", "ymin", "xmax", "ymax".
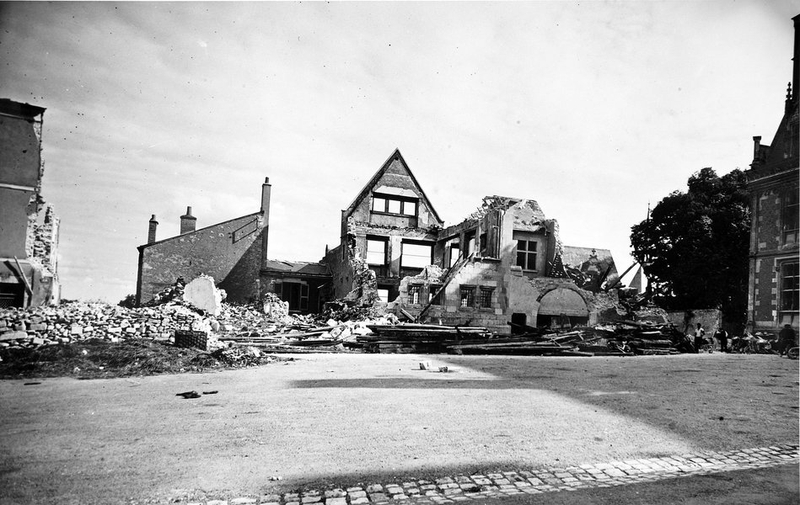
[{"xmin": 137, "ymin": 213, "xmax": 266, "ymax": 305}]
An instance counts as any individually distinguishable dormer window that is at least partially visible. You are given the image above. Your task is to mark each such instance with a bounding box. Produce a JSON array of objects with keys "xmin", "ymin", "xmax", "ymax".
[{"xmin": 372, "ymin": 193, "xmax": 417, "ymax": 216}]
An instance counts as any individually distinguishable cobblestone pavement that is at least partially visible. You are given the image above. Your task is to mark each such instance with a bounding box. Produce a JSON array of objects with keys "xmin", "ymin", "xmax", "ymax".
[{"xmin": 174, "ymin": 445, "xmax": 798, "ymax": 505}]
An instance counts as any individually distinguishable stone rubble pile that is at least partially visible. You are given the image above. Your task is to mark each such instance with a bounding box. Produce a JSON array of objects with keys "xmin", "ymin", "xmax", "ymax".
[
  {"xmin": 0, "ymin": 301, "xmax": 213, "ymax": 351},
  {"xmin": 0, "ymin": 292, "xmax": 396, "ymax": 354}
]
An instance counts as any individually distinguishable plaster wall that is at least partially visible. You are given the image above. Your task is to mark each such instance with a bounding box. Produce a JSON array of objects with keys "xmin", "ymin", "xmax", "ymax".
[{"xmin": 0, "ymin": 190, "xmax": 32, "ymax": 258}]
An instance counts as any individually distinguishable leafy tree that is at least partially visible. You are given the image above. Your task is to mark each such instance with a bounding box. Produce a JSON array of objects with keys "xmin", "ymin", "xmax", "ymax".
[{"xmin": 630, "ymin": 168, "xmax": 749, "ymax": 327}]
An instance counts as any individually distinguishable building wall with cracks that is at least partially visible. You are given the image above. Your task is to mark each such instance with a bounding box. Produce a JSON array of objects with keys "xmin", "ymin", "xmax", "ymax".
[{"xmin": 0, "ymin": 98, "xmax": 60, "ymax": 307}]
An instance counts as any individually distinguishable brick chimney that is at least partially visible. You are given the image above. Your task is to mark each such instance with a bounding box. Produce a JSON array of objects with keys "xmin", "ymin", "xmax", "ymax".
[
  {"xmin": 261, "ymin": 177, "xmax": 271, "ymax": 224},
  {"xmin": 180, "ymin": 206, "xmax": 196, "ymax": 235},
  {"xmin": 147, "ymin": 214, "xmax": 158, "ymax": 244}
]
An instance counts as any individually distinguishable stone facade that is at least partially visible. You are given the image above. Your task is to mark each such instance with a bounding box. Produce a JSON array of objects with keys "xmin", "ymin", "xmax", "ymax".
[
  {"xmin": 324, "ymin": 149, "xmax": 444, "ymax": 303},
  {"xmin": 326, "ymin": 150, "xmax": 620, "ymax": 334},
  {"xmin": 744, "ymin": 15, "xmax": 799, "ymax": 335},
  {"xmin": 0, "ymin": 98, "xmax": 60, "ymax": 307}
]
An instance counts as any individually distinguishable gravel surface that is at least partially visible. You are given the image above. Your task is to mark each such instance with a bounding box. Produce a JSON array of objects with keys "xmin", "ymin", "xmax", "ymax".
[{"xmin": 0, "ymin": 352, "xmax": 797, "ymax": 504}]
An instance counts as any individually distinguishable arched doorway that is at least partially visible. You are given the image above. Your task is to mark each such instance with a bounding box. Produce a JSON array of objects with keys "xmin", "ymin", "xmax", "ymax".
[{"xmin": 537, "ymin": 287, "xmax": 589, "ymax": 329}]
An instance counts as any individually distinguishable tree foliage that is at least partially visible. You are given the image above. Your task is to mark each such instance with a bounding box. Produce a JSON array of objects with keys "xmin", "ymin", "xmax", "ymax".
[{"xmin": 630, "ymin": 168, "xmax": 750, "ymax": 327}]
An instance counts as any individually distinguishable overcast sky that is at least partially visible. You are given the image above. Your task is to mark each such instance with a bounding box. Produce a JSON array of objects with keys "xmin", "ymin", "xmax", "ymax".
[{"xmin": 1, "ymin": 1, "xmax": 797, "ymax": 303}]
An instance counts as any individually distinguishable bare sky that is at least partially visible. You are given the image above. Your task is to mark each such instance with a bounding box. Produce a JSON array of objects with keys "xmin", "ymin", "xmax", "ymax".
[{"xmin": 1, "ymin": 1, "xmax": 797, "ymax": 302}]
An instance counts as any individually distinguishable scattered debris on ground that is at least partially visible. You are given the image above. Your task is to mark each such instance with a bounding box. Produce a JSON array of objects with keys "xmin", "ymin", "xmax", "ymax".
[{"xmin": 0, "ymin": 279, "xmax": 784, "ymax": 379}]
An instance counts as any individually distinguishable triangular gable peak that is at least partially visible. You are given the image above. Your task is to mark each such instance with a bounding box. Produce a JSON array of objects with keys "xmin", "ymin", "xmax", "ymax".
[{"xmin": 344, "ymin": 149, "xmax": 443, "ymax": 225}]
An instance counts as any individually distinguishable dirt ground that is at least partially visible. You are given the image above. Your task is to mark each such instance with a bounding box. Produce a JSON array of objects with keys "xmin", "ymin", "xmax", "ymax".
[{"xmin": 0, "ymin": 352, "xmax": 797, "ymax": 505}]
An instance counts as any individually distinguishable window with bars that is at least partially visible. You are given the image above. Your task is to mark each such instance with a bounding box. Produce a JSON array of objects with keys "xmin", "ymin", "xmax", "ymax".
[
  {"xmin": 460, "ymin": 286, "xmax": 475, "ymax": 307},
  {"xmin": 478, "ymin": 287, "xmax": 494, "ymax": 308},
  {"xmin": 408, "ymin": 285, "xmax": 422, "ymax": 304},
  {"xmin": 516, "ymin": 239, "xmax": 538, "ymax": 270},
  {"xmin": 781, "ymin": 262, "xmax": 799, "ymax": 312}
]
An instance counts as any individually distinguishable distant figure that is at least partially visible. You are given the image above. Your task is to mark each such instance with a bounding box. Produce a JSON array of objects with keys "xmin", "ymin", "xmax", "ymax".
[
  {"xmin": 778, "ymin": 324, "xmax": 797, "ymax": 356},
  {"xmin": 714, "ymin": 327, "xmax": 729, "ymax": 353},
  {"xmin": 694, "ymin": 323, "xmax": 706, "ymax": 353}
]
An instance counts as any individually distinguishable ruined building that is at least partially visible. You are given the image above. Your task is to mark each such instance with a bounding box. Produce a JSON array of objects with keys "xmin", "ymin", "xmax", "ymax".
[
  {"xmin": 135, "ymin": 178, "xmax": 330, "ymax": 312},
  {"xmin": 324, "ymin": 149, "xmax": 619, "ymax": 334},
  {"xmin": 137, "ymin": 149, "xmax": 620, "ymax": 330},
  {"xmin": 745, "ymin": 14, "xmax": 800, "ymax": 334},
  {"xmin": 0, "ymin": 99, "xmax": 60, "ymax": 307}
]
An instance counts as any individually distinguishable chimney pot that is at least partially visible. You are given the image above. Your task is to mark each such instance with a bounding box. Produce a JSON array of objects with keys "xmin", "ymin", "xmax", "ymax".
[{"xmin": 180, "ymin": 206, "xmax": 197, "ymax": 235}]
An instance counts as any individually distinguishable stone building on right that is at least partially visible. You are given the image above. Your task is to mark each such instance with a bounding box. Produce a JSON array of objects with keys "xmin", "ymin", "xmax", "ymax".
[{"xmin": 745, "ymin": 14, "xmax": 799, "ymax": 334}]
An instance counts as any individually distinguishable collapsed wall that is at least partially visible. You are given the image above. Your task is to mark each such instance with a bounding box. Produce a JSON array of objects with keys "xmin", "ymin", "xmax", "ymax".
[{"xmin": 0, "ymin": 99, "xmax": 60, "ymax": 307}]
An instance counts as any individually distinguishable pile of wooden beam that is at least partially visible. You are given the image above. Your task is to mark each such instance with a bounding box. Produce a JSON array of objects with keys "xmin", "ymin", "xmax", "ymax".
[{"xmin": 359, "ymin": 324, "xmax": 491, "ymax": 353}]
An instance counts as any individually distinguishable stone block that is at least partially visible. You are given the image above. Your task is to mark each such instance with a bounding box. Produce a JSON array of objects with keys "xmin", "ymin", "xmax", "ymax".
[
  {"xmin": 0, "ymin": 331, "xmax": 27, "ymax": 342},
  {"xmin": 184, "ymin": 275, "xmax": 223, "ymax": 316}
]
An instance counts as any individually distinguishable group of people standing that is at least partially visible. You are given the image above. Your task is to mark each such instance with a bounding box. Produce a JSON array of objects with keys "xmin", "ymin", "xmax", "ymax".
[{"xmin": 692, "ymin": 322, "xmax": 797, "ymax": 355}]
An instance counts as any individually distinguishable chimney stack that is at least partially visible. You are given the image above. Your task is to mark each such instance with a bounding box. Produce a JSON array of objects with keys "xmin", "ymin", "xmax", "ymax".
[
  {"xmin": 180, "ymin": 206, "xmax": 197, "ymax": 235},
  {"xmin": 261, "ymin": 177, "xmax": 272, "ymax": 224},
  {"xmin": 753, "ymin": 135, "xmax": 762, "ymax": 163},
  {"xmin": 147, "ymin": 214, "xmax": 158, "ymax": 244}
]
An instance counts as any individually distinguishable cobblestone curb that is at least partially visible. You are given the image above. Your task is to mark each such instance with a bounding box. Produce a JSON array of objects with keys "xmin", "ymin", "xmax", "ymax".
[{"xmin": 182, "ymin": 445, "xmax": 798, "ymax": 505}]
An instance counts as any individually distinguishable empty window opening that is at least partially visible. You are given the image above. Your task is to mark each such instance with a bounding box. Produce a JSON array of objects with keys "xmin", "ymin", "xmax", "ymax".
[
  {"xmin": 372, "ymin": 194, "xmax": 418, "ymax": 216},
  {"xmin": 428, "ymin": 284, "xmax": 443, "ymax": 305},
  {"xmin": 464, "ymin": 230, "xmax": 476, "ymax": 257},
  {"xmin": 449, "ymin": 243, "xmax": 460, "ymax": 267},
  {"xmin": 274, "ymin": 281, "xmax": 309, "ymax": 312},
  {"xmin": 366, "ymin": 237, "xmax": 388, "ymax": 265},
  {"xmin": 377, "ymin": 288, "xmax": 390, "ymax": 303},
  {"xmin": 401, "ymin": 240, "xmax": 433, "ymax": 277}
]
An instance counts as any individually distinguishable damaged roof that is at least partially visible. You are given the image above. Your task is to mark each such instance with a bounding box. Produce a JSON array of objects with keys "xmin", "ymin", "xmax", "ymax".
[
  {"xmin": 561, "ymin": 246, "xmax": 618, "ymax": 275},
  {"xmin": 344, "ymin": 148, "xmax": 443, "ymax": 223},
  {"xmin": 263, "ymin": 260, "xmax": 330, "ymax": 277},
  {"xmin": 468, "ymin": 196, "xmax": 546, "ymax": 220}
]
